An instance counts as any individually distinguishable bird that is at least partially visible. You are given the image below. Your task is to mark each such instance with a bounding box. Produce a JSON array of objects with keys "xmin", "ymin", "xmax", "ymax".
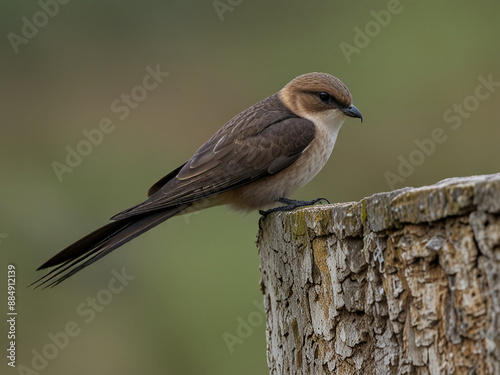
[{"xmin": 32, "ymin": 72, "xmax": 363, "ymax": 288}]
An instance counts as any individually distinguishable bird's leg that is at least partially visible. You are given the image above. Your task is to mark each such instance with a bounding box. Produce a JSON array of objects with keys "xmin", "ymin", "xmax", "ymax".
[{"xmin": 259, "ymin": 197, "xmax": 330, "ymax": 216}]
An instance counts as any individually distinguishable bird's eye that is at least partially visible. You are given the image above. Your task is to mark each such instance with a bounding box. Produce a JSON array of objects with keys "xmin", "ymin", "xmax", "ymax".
[{"xmin": 318, "ymin": 92, "xmax": 331, "ymax": 103}]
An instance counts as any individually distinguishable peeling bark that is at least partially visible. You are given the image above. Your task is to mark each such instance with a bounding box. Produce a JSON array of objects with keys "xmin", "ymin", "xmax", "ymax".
[{"xmin": 257, "ymin": 173, "xmax": 500, "ymax": 374}]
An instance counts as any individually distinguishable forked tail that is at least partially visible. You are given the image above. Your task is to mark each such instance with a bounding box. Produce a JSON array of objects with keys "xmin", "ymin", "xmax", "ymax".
[{"xmin": 31, "ymin": 205, "xmax": 188, "ymax": 288}]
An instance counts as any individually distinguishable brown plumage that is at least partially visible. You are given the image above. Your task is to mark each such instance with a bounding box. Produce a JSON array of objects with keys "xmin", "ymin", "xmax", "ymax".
[{"xmin": 32, "ymin": 72, "xmax": 362, "ymax": 288}]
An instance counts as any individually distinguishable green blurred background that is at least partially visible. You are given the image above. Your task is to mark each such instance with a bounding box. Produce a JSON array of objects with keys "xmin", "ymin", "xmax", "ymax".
[{"xmin": 1, "ymin": 1, "xmax": 499, "ymax": 374}]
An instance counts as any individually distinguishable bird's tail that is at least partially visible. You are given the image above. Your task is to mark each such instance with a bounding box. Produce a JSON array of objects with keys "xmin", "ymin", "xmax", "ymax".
[{"xmin": 31, "ymin": 204, "xmax": 189, "ymax": 289}]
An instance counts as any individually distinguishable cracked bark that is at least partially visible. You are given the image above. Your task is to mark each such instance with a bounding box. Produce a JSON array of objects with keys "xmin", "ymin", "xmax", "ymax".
[{"xmin": 256, "ymin": 173, "xmax": 500, "ymax": 375}]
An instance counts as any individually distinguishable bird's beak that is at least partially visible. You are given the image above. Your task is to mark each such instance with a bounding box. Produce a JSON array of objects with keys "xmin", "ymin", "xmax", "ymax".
[{"xmin": 342, "ymin": 105, "xmax": 363, "ymax": 123}]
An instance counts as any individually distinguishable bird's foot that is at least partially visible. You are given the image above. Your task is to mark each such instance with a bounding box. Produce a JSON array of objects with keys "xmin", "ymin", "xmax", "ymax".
[{"xmin": 259, "ymin": 197, "xmax": 330, "ymax": 216}]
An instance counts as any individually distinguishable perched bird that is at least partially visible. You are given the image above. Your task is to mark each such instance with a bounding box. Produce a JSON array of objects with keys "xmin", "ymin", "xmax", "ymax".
[{"xmin": 33, "ymin": 72, "xmax": 362, "ymax": 288}]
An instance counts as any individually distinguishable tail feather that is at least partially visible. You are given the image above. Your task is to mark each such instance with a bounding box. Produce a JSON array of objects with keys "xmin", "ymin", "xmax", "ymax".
[{"xmin": 32, "ymin": 205, "xmax": 188, "ymax": 289}]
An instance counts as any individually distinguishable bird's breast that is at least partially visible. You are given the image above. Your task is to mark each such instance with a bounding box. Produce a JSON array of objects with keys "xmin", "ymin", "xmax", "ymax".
[{"xmin": 225, "ymin": 115, "xmax": 344, "ymax": 211}]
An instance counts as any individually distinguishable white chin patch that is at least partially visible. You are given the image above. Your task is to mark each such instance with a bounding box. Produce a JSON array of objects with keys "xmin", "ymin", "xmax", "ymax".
[{"xmin": 304, "ymin": 109, "xmax": 346, "ymax": 139}]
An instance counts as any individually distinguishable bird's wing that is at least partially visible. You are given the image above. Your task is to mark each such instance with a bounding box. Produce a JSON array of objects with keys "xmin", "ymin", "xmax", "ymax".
[{"xmin": 113, "ymin": 96, "xmax": 316, "ymax": 219}]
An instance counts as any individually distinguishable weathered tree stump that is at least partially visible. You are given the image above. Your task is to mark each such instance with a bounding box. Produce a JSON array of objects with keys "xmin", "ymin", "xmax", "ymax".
[{"xmin": 257, "ymin": 173, "xmax": 500, "ymax": 374}]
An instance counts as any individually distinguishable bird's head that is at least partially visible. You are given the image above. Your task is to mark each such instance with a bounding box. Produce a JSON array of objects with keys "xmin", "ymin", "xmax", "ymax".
[{"xmin": 279, "ymin": 72, "xmax": 363, "ymax": 127}]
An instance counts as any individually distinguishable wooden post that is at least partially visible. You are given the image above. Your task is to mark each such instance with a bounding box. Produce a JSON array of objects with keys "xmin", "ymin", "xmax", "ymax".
[{"xmin": 257, "ymin": 174, "xmax": 500, "ymax": 374}]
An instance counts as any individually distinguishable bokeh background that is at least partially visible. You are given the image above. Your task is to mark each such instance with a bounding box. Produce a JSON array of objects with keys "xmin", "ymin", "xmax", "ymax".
[{"xmin": 1, "ymin": 1, "xmax": 499, "ymax": 374}]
